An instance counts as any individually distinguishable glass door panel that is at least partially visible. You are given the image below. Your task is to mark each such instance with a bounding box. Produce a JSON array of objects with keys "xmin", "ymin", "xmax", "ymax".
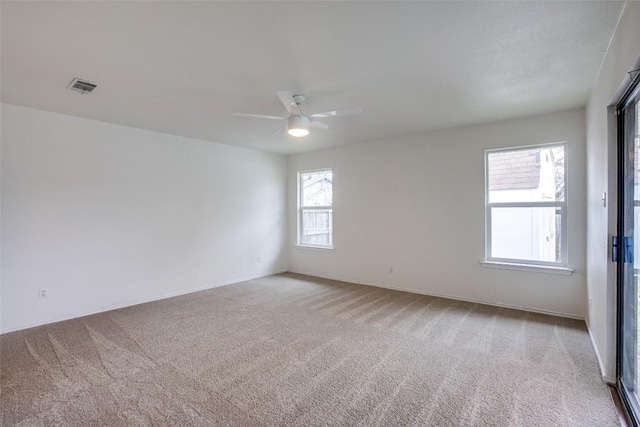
[{"xmin": 619, "ymin": 86, "xmax": 640, "ymax": 419}]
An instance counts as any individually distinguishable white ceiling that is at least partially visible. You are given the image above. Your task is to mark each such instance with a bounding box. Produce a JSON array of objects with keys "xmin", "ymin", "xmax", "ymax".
[{"xmin": 1, "ymin": 1, "xmax": 625, "ymax": 155}]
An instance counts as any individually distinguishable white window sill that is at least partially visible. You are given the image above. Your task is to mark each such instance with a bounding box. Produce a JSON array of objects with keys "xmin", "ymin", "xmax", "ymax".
[
  {"xmin": 481, "ymin": 261, "xmax": 574, "ymax": 275},
  {"xmin": 295, "ymin": 244, "xmax": 335, "ymax": 252}
]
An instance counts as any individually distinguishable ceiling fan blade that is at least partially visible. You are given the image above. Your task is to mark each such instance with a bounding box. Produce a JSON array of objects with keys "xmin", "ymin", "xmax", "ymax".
[
  {"xmin": 309, "ymin": 106, "xmax": 363, "ymax": 118},
  {"xmin": 276, "ymin": 90, "xmax": 301, "ymax": 115},
  {"xmin": 233, "ymin": 112, "xmax": 285, "ymax": 120},
  {"xmin": 273, "ymin": 124, "xmax": 287, "ymax": 134},
  {"xmin": 310, "ymin": 120, "xmax": 342, "ymax": 133}
]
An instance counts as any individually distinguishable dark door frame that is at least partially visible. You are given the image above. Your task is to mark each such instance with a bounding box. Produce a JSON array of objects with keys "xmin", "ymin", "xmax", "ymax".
[{"xmin": 616, "ymin": 72, "xmax": 640, "ymax": 427}]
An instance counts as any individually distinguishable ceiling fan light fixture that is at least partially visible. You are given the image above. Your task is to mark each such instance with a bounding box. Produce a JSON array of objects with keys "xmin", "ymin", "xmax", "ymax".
[
  {"xmin": 234, "ymin": 91, "xmax": 359, "ymax": 138},
  {"xmin": 288, "ymin": 127, "xmax": 309, "ymax": 137},
  {"xmin": 288, "ymin": 115, "xmax": 310, "ymax": 137}
]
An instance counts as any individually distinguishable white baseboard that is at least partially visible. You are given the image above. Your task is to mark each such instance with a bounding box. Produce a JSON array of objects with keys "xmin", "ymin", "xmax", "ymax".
[
  {"xmin": 1, "ymin": 269, "xmax": 288, "ymax": 334},
  {"xmin": 287, "ymin": 270, "xmax": 584, "ymax": 320},
  {"xmin": 586, "ymin": 321, "xmax": 616, "ymax": 384}
]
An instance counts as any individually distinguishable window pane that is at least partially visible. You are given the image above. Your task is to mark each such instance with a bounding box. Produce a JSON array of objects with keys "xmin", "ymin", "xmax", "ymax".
[
  {"xmin": 302, "ymin": 170, "xmax": 332, "ymax": 207},
  {"xmin": 301, "ymin": 209, "xmax": 332, "ymax": 246},
  {"xmin": 490, "ymin": 207, "xmax": 561, "ymax": 263},
  {"xmin": 488, "ymin": 146, "xmax": 565, "ymax": 203}
]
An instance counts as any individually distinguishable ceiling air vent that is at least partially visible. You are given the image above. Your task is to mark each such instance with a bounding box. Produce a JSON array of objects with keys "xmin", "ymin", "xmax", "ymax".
[{"xmin": 67, "ymin": 78, "xmax": 97, "ymax": 94}]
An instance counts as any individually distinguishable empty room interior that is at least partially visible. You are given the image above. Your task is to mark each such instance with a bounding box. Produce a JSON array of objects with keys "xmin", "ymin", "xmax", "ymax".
[{"xmin": 4, "ymin": 1, "xmax": 640, "ymax": 426}]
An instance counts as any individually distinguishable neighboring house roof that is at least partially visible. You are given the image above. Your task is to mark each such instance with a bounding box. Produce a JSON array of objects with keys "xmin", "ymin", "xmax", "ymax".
[
  {"xmin": 303, "ymin": 173, "xmax": 332, "ymax": 205},
  {"xmin": 303, "ymin": 174, "xmax": 331, "ymax": 188},
  {"xmin": 489, "ymin": 150, "xmax": 540, "ymax": 190}
]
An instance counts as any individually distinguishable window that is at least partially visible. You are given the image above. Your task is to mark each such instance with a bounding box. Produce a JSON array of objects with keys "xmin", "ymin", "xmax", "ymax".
[
  {"xmin": 298, "ymin": 169, "xmax": 333, "ymax": 248},
  {"xmin": 485, "ymin": 143, "xmax": 567, "ymax": 267}
]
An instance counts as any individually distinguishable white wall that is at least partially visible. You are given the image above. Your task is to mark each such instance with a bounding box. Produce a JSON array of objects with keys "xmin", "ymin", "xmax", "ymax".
[
  {"xmin": 289, "ymin": 108, "xmax": 586, "ymax": 318},
  {"xmin": 1, "ymin": 103, "xmax": 288, "ymax": 333},
  {"xmin": 586, "ymin": 2, "xmax": 640, "ymax": 381}
]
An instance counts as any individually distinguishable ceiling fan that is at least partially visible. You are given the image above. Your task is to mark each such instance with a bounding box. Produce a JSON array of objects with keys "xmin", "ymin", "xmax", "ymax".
[{"xmin": 233, "ymin": 91, "xmax": 362, "ymax": 137}]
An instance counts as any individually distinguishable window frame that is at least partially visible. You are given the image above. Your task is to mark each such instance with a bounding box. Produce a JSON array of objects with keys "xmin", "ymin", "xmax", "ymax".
[
  {"xmin": 297, "ymin": 168, "xmax": 334, "ymax": 249},
  {"xmin": 484, "ymin": 142, "xmax": 568, "ymax": 268}
]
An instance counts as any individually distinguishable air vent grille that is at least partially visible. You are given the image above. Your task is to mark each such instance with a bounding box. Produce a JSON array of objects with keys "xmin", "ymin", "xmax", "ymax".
[{"xmin": 68, "ymin": 78, "xmax": 97, "ymax": 94}]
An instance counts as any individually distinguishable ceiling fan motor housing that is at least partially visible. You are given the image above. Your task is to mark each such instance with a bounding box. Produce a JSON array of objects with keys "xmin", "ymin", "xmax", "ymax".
[
  {"xmin": 287, "ymin": 115, "xmax": 310, "ymax": 137},
  {"xmin": 288, "ymin": 115, "xmax": 310, "ymax": 129}
]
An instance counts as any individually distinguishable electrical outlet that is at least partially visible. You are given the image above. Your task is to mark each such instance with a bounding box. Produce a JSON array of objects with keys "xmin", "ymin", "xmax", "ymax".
[
  {"xmin": 257, "ymin": 256, "xmax": 261, "ymax": 263},
  {"xmin": 38, "ymin": 289, "xmax": 47, "ymax": 299},
  {"xmin": 389, "ymin": 267, "xmax": 394, "ymax": 274}
]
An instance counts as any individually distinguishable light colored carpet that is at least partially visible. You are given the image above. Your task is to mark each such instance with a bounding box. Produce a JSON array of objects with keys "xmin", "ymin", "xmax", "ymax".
[{"xmin": 1, "ymin": 273, "xmax": 619, "ymax": 426}]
